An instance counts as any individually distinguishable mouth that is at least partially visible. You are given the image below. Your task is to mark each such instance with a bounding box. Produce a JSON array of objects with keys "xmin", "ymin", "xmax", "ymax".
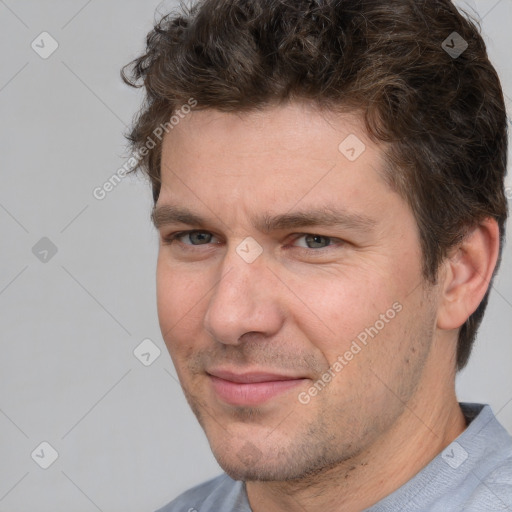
[{"xmin": 207, "ymin": 369, "xmax": 308, "ymax": 406}]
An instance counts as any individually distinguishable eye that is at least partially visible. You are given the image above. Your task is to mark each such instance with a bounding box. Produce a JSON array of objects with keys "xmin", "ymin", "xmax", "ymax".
[
  {"xmin": 163, "ymin": 230, "xmax": 218, "ymax": 246},
  {"xmin": 293, "ymin": 234, "xmax": 336, "ymax": 249}
]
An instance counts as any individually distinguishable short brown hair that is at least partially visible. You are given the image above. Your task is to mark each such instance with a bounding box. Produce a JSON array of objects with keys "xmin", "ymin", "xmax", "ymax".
[{"xmin": 122, "ymin": 0, "xmax": 508, "ymax": 370}]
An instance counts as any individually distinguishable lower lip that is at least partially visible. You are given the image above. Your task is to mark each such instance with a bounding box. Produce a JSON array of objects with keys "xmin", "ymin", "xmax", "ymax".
[{"xmin": 209, "ymin": 376, "xmax": 306, "ymax": 406}]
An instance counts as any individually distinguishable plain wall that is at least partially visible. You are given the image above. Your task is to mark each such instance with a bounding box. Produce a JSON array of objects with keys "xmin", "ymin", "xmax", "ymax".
[{"xmin": 0, "ymin": 0, "xmax": 510, "ymax": 510}]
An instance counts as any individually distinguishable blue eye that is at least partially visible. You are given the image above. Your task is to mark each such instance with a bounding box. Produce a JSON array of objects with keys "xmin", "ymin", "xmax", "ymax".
[
  {"xmin": 294, "ymin": 234, "xmax": 333, "ymax": 249},
  {"xmin": 163, "ymin": 230, "xmax": 217, "ymax": 245},
  {"xmin": 184, "ymin": 231, "xmax": 213, "ymax": 245}
]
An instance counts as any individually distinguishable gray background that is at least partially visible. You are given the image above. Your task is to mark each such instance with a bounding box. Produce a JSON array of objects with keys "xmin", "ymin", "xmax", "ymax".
[{"xmin": 0, "ymin": 1, "xmax": 511, "ymax": 511}]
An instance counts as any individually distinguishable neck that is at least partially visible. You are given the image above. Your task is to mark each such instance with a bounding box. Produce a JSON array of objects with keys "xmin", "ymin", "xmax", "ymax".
[{"xmin": 246, "ymin": 348, "xmax": 466, "ymax": 512}]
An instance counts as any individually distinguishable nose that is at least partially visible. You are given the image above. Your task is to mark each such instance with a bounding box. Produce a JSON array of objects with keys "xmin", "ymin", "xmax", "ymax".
[{"xmin": 203, "ymin": 250, "xmax": 285, "ymax": 346}]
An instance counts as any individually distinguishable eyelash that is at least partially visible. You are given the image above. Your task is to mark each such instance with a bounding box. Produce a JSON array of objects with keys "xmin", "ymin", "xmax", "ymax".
[
  {"xmin": 161, "ymin": 230, "xmax": 344, "ymax": 250},
  {"xmin": 161, "ymin": 231, "xmax": 219, "ymax": 247}
]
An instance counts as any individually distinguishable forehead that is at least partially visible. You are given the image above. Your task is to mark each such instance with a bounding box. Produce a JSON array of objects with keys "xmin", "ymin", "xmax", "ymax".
[
  {"xmin": 161, "ymin": 103, "xmax": 387, "ymax": 188},
  {"xmin": 162, "ymin": 102, "xmax": 368, "ymax": 161},
  {"xmin": 155, "ymin": 103, "xmax": 407, "ymax": 235}
]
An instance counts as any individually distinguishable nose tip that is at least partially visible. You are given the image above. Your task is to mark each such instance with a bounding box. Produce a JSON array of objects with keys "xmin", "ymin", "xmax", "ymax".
[{"xmin": 203, "ymin": 259, "xmax": 284, "ymax": 346}]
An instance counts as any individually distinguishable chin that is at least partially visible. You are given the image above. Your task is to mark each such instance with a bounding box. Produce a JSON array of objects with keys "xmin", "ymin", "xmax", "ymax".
[
  {"xmin": 211, "ymin": 438, "xmax": 343, "ymax": 482},
  {"xmin": 217, "ymin": 458, "xmax": 298, "ymax": 482}
]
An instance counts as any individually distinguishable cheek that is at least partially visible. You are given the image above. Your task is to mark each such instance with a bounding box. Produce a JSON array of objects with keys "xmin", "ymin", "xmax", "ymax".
[
  {"xmin": 156, "ymin": 257, "xmax": 207, "ymax": 352},
  {"xmin": 291, "ymin": 268, "xmax": 399, "ymax": 357}
]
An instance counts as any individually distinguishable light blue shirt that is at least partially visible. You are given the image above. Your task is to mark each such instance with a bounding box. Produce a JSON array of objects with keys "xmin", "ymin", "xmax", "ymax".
[{"xmin": 156, "ymin": 403, "xmax": 512, "ymax": 511}]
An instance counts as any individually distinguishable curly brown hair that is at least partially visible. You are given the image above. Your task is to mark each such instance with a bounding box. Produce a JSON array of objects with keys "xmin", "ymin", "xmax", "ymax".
[{"xmin": 121, "ymin": 0, "xmax": 508, "ymax": 371}]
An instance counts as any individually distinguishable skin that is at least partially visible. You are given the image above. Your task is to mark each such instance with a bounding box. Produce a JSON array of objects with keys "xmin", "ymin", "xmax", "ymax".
[{"xmin": 154, "ymin": 102, "xmax": 499, "ymax": 512}]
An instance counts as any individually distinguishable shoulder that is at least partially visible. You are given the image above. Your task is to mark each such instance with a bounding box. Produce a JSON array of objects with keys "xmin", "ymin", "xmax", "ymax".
[
  {"xmin": 461, "ymin": 458, "xmax": 512, "ymax": 511},
  {"xmin": 459, "ymin": 404, "xmax": 512, "ymax": 510},
  {"xmin": 155, "ymin": 473, "xmax": 248, "ymax": 512}
]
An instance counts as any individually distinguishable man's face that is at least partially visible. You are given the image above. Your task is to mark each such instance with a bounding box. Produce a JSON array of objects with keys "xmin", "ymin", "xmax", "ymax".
[{"xmin": 155, "ymin": 103, "xmax": 440, "ymax": 481}]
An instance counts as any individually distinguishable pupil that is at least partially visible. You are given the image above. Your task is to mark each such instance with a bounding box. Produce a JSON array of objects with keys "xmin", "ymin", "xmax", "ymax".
[
  {"xmin": 191, "ymin": 232, "xmax": 211, "ymax": 244},
  {"xmin": 306, "ymin": 235, "xmax": 330, "ymax": 248}
]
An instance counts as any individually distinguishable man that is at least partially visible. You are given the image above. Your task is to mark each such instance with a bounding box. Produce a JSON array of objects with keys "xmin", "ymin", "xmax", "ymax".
[{"xmin": 122, "ymin": 0, "xmax": 512, "ymax": 510}]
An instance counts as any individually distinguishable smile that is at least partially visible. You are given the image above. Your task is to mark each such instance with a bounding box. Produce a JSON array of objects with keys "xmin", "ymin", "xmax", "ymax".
[{"xmin": 207, "ymin": 370, "xmax": 308, "ymax": 406}]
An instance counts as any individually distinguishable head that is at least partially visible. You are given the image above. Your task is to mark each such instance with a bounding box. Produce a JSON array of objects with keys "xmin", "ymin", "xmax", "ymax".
[{"xmin": 122, "ymin": 0, "xmax": 508, "ymax": 482}]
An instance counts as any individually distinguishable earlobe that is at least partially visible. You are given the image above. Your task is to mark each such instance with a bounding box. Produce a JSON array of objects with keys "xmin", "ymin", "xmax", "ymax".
[{"xmin": 437, "ymin": 218, "xmax": 500, "ymax": 331}]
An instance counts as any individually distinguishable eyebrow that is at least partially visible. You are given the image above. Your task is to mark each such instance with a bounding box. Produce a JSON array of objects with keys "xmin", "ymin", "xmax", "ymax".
[
  {"xmin": 151, "ymin": 204, "xmax": 205, "ymax": 229},
  {"xmin": 151, "ymin": 204, "xmax": 376, "ymax": 233}
]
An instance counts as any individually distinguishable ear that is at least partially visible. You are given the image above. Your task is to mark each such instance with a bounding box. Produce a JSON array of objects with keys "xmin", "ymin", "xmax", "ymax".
[{"xmin": 437, "ymin": 218, "xmax": 500, "ymax": 331}]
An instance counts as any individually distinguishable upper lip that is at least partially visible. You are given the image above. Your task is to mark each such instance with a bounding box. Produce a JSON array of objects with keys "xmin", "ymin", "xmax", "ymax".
[{"xmin": 207, "ymin": 369, "xmax": 305, "ymax": 383}]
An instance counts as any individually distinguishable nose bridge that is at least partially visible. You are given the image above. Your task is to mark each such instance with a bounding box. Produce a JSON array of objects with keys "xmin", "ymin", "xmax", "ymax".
[{"xmin": 203, "ymin": 248, "xmax": 282, "ymax": 344}]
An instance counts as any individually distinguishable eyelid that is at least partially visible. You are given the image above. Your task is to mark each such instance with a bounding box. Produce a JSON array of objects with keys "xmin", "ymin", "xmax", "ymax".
[
  {"xmin": 161, "ymin": 230, "xmax": 345, "ymax": 250},
  {"xmin": 162, "ymin": 229, "xmax": 220, "ymax": 245},
  {"xmin": 289, "ymin": 233, "xmax": 345, "ymax": 248}
]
